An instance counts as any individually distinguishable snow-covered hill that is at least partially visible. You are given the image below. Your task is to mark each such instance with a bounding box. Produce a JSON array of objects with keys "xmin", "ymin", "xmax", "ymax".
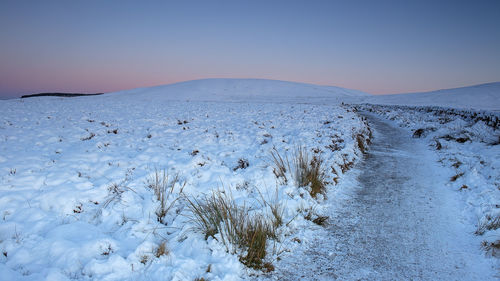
[
  {"xmin": 110, "ymin": 78, "xmax": 370, "ymax": 103},
  {"xmin": 365, "ymin": 82, "xmax": 500, "ymax": 111}
]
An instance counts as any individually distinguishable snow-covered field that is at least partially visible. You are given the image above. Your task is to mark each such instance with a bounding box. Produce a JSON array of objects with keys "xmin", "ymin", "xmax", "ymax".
[
  {"xmin": 0, "ymin": 80, "xmax": 370, "ymax": 280},
  {"xmin": 1, "ymin": 78, "xmax": 499, "ymax": 280},
  {"xmin": 356, "ymin": 104, "xmax": 500, "ymax": 256}
]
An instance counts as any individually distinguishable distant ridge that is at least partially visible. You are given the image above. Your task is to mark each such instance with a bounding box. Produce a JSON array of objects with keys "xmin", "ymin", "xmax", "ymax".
[
  {"xmin": 366, "ymin": 82, "xmax": 500, "ymax": 111},
  {"xmin": 21, "ymin": 93, "xmax": 103, "ymax": 98}
]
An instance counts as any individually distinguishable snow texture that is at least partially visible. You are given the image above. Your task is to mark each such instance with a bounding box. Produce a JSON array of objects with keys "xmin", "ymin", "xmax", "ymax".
[
  {"xmin": 256, "ymin": 112, "xmax": 498, "ymax": 280},
  {"xmin": 0, "ymin": 79, "xmax": 369, "ymax": 280},
  {"xmin": 1, "ymin": 78, "xmax": 498, "ymax": 280}
]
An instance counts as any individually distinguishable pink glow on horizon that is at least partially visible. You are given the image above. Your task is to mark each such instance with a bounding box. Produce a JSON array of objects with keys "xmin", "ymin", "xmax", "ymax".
[{"xmin": 1, "ymin": 1, "xmax": 499, "ymax": 98}]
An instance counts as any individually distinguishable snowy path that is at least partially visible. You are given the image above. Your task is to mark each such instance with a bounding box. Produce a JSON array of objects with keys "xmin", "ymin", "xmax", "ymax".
[{"xmin": 259, "ymin": 113, "xmax": 496, "ymax": 280}]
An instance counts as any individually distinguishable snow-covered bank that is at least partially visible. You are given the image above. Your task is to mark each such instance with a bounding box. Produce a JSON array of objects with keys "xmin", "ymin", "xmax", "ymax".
[
  {"xmin": 258, "ymin": 111, "xmax": 497, "ymax": 280},
  {"xmin": 356, "ymin": 104, "xmax": 500, "ymax": 258},
  {"xmin": 0, "ymin": 80, "xmax": 370, "ymax": 280}
]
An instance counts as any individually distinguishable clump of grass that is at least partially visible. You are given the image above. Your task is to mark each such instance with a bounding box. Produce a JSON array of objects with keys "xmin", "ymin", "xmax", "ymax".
[
  {"xmin": 450, "ymin": 172, "xmax": 465, "ymax": 182},
  {"xmin": 476, "ymin": 214, "xmax": 500, "ymax": 235},
  {"xmin": 270, "ymin": 148, "xmax": 290, "ymax": 184},
  {"xmin": 340, "ymin": 154, "xmax": 354, "ymax": 173},
  {"xmin": 312, "ymin": 216, "xmax": 329, "ymax": 226},
  {"xmin": 103, "ymin": 176, "xmax": 135, "ymax": 208},
  {"xmin": 155, "ymin": 241, "xmax": 169, "ymax": 258},
  {"xmin": 356, "ymin": 134, "xmax": 367, "ymax": 153},
  {"xmin": 303, "ymin": 205, "xmax": 329, "ymax": 226},
  {"xmin": 147, "ymin": 169, "xmax": 185, "ymax": 224},
  {"xmin": 185, "ymin": 190, "xmax": 275, "ymax": 270},
  {"xmin": 140, "ymin": 255, "xmax": 149, "ymax": 265},
  {"xmin": 271, "ymin": 147, "xmax": 327, "ymax": 198},
  {"xmin": 81, "ymin": 132, "xmax": 96, "ymax": 141},
  {"xmin": 239, "ymin": 215, "xmax": 270, "ymax": 268},
  {"xmin": 293, "ymin": 147, "xmax": 326, "ymax": 198},
  {"xmin": 255, "ymin": 186, "xmax": 285, "ymax": 230},
  {"xmin": 481, "ymin": 240, "xmax": 500, "ymax": 256},
  {"xmin": 233, "ymin": 158, "xmax": 250, "ymax": 171}
]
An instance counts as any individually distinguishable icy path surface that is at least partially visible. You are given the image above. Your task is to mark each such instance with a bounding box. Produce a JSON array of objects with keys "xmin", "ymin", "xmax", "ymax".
[{"xmin": 260, "ymin": 113, "xmax": 496, "ymax": 280}]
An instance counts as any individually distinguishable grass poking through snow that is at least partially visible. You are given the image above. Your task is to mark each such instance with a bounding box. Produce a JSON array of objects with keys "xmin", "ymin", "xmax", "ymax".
[
  {"xmin": 185, "ymin": 189, "xmax": 276, "ymax": 270},
  {"xmin": 476, "ymin": 214, "xmax": 500, "ymax": 235},
  {"xmin": 147, "ymin": 169, "xmax": 185, "ymax": 224},
  {"xmin": 271, "ymin": 147, "xmax": 327, "ymax": 198},
  {"xmin": 293, "ymin": 147, "xmax": 326, "ymax": 198}
]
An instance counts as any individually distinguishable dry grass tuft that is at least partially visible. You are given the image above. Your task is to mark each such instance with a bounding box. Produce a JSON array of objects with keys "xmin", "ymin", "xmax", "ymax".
[
  {"xmin": 481, "ymin": 240, "xmax": 500, "ymax": 256},
  {"xmin": 270, "ymin": 148, "xmax": 290, "ymax": 184},
  {"xmin": 233, "ymin": 158, "xmax": 250, "ymax": 171},
  {"xmin": 155, "ymin": 241, "xmax": 169, "ymax": 258},
  {"xmin": 185, "ymin": 190, "xmax": 276, "ymax": 270},
  {"xmin": 293, "ymin": 147, "xmax": 326, "ymax": 198},
  {"xmin": 270, "ymin": 147, "xmax": 327, "ymax": 198},
  {"xmin": 356, "ymin": 134, "xmax": 367, "ymax": 153},
  {"xmin": 256, "ymin": 186, "xmax": 285, "ymax": 230},
  {"xmin": 450, "ymin": 172, "xmax": 465, "ymax": 182},
  {"xmin": 147, "ymin": 169, "xmax": 185, "ymax": 224},
  {"xmin": 340, "ymin": 154, "xmax": 354, "ymax": 174},
  {"xmin": 476, "ymin": 214, "xmax": 500, "ymax": 235},
  {"xmin": 312, "ymin": 216, "xmax": 329, "ymax": 226}
]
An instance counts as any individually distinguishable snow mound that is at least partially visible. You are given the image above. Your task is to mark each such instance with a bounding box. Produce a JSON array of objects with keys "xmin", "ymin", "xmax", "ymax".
[
  {"xmin": 366, "ymin": 82, "xmax": 500, "ymax": 111},
  {"xmin": 109, "ymin": 78, "xmax": 370, "ymax": 103}
]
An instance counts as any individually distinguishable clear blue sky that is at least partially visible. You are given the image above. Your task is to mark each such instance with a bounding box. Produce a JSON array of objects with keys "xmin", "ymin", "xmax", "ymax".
[{"xmin": 1, "ymin": 0, "xmax": 499, "ymax": 98}]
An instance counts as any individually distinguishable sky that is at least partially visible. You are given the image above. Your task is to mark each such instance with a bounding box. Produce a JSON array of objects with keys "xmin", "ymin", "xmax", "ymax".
[{"xmin": 0, "ymin": 0, "xmax": 499, "ymax": 98}]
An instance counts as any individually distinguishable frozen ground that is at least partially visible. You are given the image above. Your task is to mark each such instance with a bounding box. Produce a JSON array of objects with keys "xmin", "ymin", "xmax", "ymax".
[
  {"xmin": 359, "ymin": 104, "xmax": 500, "ymax": 253},
  {"xmin": 0, "ymin": 79, "xmax": 498, "ymax": 280},
  {"xmin": 257, "ymin": 112, "xmax": 498, "ymax": 280},
  {"xmin": 0, "ymin": 80, "xmax": 370, "ymax": 280}
]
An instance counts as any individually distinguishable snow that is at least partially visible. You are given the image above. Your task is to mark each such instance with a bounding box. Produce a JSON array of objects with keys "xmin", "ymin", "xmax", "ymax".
[
  {"xmin": 111, "ymin": 78, "xmax": 370, "ymax": 103},
  {"xmin": 363, "ymin": 82, "xmax": 500, "ymax": 111},
  {"xmin": 357, "ymin": 104, "xmax": 500, "ymax": 266},
  {"xmin": 1, "ymin": 78, "xmax": 498, "ymax": 280},
  {"xmin": 0, "ymin": 79, "xmax": 369, "ymax": 280},
  {"xmin": 256, "ymin": 113, "xmax": 497, "ymax": 280}
]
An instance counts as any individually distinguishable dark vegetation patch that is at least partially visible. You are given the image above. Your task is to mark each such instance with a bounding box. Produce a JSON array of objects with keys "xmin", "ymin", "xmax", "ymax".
[
  {"xmin": 356, "ymin": 134, "xmax": 367, "ymax": 153},
  {"xmin": 435, "ymin": 140, "xmax": 442, "ymax": 150},
  {"xmin": 481, "ymin": 240, "xmax": 500, "ymax": 257},
  {"xmin": 455, "ymin": 137, "xmax": 470, "ymax": 143},
  {"xmin": 312, "ymin": 216, "xmax": 329, "ymax": 226},
  {"xmin": 413, "ymin": 128, "xmax": 425, "ymax": 138},
  {"xmin": 359, "ymin": 104, "xmax": 500, "ymax": 130},
  {"xmin": 81, "ymin": 132, "xmax": 96, "ymax": 141},
  {"xmin": 233, "ymin": 158, "xmax": 250, "ymax": 171},
  {"xmin": 21, "ymin": 93, "xmax": 103, "ymax": 98},
  {"xmin": 450, "ymin": 172, "xmax": 464, "ymax": 182},
  {"xmin": 412, "ymin": 127, "xmax": 436, "ymax": 138}
]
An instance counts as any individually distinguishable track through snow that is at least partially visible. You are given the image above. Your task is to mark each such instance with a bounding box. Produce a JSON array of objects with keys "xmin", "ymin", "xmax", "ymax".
[{"xmin": 260, "ymin": 113, "xmax": 497, "ymax": 280}]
